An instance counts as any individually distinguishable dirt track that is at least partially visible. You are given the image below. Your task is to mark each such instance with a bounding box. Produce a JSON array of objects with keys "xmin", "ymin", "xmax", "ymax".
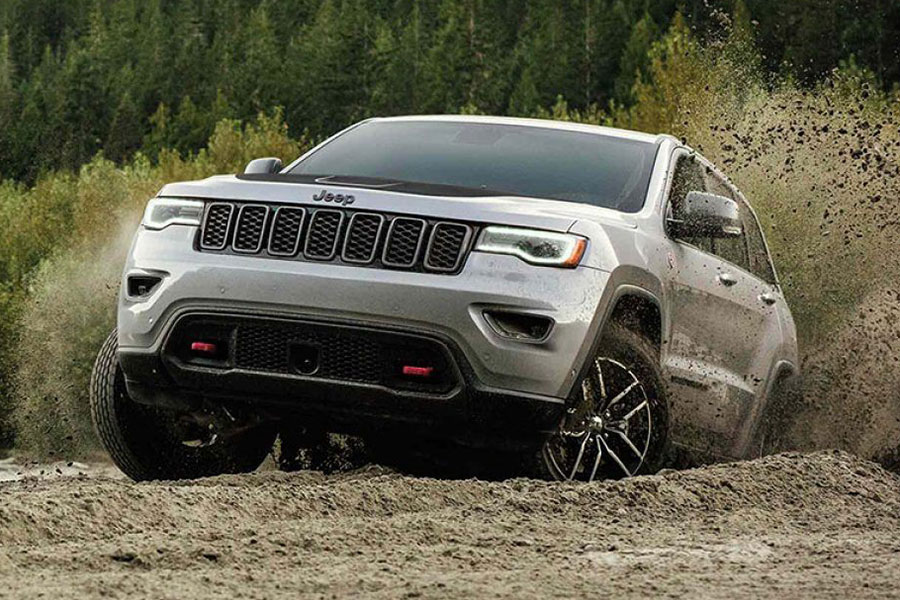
[{"xmin": 1, "ymin": 451, "xmax": 899, "ymax": 599}]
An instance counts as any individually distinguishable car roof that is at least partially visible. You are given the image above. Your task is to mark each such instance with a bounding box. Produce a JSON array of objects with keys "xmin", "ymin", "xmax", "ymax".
[{"xmin": 370, "ymin": 115, "xmax": 668, "ymax": 145}]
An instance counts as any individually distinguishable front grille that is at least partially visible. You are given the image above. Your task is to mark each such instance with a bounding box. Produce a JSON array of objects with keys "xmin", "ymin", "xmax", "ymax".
[
  {"xmin": 268, "ymin": 207, "xmax": 305, "ymax": 256},
  {"xmin": 236, "ymin": 322, "xmax": 382, "ymax": 382},
  {"xmin": 342, "ymin": 213, "xmax": 384, "ymax": 263},
  {"xmin": 197, "ymin": 202, "xmax": 476, "ymax": 274},
  {"xmin": 200, "ymin": 203, "xmax": 233, "ymax": 250},
  {"xmin": 383, "ymin": 218, "xmax": 426, "ymax": 267}
]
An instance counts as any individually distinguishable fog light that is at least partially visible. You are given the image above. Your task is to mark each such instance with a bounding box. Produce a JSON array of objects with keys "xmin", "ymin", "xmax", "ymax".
[
  {"xmin": 127, "ymin": 275, "xmax": 162, "ymax": 298},
  {"xmin": 483, "ymin": 311, "xmax": 553, "ymax": 342}
]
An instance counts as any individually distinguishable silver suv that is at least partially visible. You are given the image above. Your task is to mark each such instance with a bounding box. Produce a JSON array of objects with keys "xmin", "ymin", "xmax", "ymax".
[{"xmin": 90, "ymin": 116, "xmax": 798, "ymax": 482}]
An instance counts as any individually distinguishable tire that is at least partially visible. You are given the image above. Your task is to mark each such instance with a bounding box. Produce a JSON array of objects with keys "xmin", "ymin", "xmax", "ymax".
[
  {"xmin": 537, "ymin": 323, "xmax": 670, "ymax": 481},
  {"xmin": 274, "ymin": 425, "xmax": 329, "ymax": 472},
  {"xmin": 749, "ymin": 371, "xmax": 802, "ymax": 458},
  {"xmin": 90, "ymin": 329, "xmax": 275, "ymax": 481}
]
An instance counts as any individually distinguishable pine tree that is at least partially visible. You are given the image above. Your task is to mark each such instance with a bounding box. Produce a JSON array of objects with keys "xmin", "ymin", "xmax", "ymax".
[
  {"xmin": 614, "ymin": 11, "xmax": 658, "ymax": 105},
  {"xmin": 0, "ymin": 31, "xmax": 18, "ymax": 178},
  {"xmin": 105, "ymin": 91, "xmax": 143, "ymax": 163}
]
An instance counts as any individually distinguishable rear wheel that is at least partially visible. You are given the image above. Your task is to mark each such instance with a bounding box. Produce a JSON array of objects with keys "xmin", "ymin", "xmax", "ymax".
[
  {"xmin": 749, "ymin": 371, "xmax": 802, "ymax": 458},
  {"xmin": 539, "ymin": 323, "xmax": 669, "ymax": 482},
  {"xmin": 90, "ymin": 329, "xmax": 276, "ymax": 481}
]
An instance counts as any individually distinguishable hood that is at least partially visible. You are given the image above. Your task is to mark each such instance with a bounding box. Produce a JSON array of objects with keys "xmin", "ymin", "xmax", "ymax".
[{"xmin": 158, "ymin": 175, "xmax": 639, "ymax": 234}]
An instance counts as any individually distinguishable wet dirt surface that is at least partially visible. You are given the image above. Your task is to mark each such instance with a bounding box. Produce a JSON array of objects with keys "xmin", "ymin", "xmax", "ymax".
[{"xmin": 1, "ymin": 451, "xmax": 899, "ymax": 599}]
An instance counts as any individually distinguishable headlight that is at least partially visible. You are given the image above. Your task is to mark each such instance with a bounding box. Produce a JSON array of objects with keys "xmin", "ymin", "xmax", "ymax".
[
  {"xmin": 141, "ymin": 198, "xmax": 204, "ymax": 230},
  {"xmin": 475, "ymin": 226, "xmax": 587, "ymax": 268}
]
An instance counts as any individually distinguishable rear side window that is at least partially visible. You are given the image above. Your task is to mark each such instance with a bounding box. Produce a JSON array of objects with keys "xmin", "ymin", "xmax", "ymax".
[{"xmin": 732, "ymin": 190, "xmax": 777, "ymax": 283}]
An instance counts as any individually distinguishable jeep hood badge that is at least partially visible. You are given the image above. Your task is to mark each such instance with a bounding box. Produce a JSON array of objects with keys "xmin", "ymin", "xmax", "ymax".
[{"xmin": 312, "ymin": 189, "xmax": 355, "ymax": 206}]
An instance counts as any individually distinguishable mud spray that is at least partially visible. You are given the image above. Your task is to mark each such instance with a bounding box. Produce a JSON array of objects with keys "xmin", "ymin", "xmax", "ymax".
[
  {"xmin": 715, "ymin": 83, "xmax": 900, "ymax": 466},
  {"xmin": 634, "ymin": 24, "xmax": 900, "ymax": 467}
]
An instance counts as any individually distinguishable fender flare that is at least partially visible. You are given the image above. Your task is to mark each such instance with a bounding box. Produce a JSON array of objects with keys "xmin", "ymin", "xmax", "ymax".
[{"xmin": 564, "ymin": 279, "xmax": 665, "ymax": 404}]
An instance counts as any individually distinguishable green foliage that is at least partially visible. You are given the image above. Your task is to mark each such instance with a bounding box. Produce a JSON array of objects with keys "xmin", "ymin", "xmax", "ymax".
[{"xmin": 0, "ymin": 0, "xmax": 895, "ymax": 182}]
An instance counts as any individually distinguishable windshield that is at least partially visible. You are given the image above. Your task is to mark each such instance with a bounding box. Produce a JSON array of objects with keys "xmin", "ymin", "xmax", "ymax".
[{"xmin": 289, "ymin": 120, "xmax": 658, "ymax": 213}]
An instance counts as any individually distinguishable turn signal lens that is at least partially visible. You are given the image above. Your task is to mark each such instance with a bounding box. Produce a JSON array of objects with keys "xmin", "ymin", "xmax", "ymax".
[{"xmin": 475, "ymin": 226, "xmax": 587, "ymax": 268}]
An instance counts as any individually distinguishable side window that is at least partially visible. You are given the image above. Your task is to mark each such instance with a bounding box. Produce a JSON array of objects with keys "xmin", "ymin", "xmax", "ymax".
[
  {"xmin": 732, "ymin": 189, "xmax": 777, "ymax": 283},
  {"xmin": 704, "ymin": 168, "xmax": 750, "ymax": 273},
  {"xmin": 667, "ymin": 155, "xmax": 713, "ymax": 253}
]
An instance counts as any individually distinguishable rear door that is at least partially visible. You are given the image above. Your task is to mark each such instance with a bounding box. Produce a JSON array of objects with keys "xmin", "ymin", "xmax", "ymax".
[
  {"xmin": 724, "ymin": 183, "xmax": 793, "ymax": 456},
  {"xmin": 662, "ymin": 152, "xmax": 780, "ymax": 459}
]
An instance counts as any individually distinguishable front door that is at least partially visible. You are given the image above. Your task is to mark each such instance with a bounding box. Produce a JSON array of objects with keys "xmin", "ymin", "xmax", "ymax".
[{"xmin": 662, "ymin": 153, "xmax": 780, "ymax": 460}]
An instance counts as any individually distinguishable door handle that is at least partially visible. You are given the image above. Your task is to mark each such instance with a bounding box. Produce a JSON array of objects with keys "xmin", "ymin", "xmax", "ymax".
[
  {"xmin": 759, "ymin": 292, "xmax": 777, "ymax": 306},
  {"xmin": 717, "ymin": 272, "xmax": 738, "ymax": 287}
]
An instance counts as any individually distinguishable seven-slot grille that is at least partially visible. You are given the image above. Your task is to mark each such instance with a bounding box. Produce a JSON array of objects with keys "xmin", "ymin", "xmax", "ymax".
[{"xmin": 198, "ymin": 202, "xmax": 474, "ymax": 274}]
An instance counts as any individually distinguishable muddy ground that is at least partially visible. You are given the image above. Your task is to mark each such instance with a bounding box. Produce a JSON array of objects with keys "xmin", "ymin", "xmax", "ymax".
[{"xmin": 1, "ymin": 451, "xmax": 899, "ymax": 599}]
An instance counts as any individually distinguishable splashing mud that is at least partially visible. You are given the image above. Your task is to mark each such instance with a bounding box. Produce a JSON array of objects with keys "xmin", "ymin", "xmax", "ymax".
[
  {"xmin": 790, "ymin": 288, "xmax": 900, "ymax": 464},
  {"xmin": 652, "ymin": 45, "xmax": 900, "ymax": 464}
]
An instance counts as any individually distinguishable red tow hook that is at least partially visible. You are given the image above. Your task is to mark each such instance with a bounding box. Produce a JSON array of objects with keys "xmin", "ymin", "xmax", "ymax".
[
  {"xmin": 401, "ymin": 365, "xmax": 434, "ymax": 377},
  {"xmin": 190, "ymin": 341, "xmax": 219, "ymax": 356}
]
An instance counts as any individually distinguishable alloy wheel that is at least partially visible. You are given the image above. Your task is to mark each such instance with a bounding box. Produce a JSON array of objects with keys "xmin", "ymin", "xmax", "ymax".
[{"xmin": 543, "ymin": 356, "xmax": 654, "ymax": 482}]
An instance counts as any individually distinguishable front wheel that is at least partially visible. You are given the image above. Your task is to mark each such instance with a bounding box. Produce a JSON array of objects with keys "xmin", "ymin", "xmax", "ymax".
[
  {"xmin": 539, "ymin": 323, "xmax": 669, "ymax": 482},
  {"xmin": 90, "ymin": 329, "xmax": 276, "ymax": 481}
]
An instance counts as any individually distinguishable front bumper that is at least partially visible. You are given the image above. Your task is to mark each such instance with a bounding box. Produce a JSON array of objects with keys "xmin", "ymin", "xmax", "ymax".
[
  {"xmin": 118, "ymin": 225, "xmax": 612, "ymax": 422},
  {"xmin": 119, "ymin": 313, "xmax": 567, "ymax": 442}
]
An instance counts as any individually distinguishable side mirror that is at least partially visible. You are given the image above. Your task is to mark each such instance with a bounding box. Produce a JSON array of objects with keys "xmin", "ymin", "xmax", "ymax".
[
  {"xmin": 243, "ymin": 157, "xmax": 283, "ymax": 175},
  {"xmin": 668, "ymin": 191, "xmax": 742, "ymax": 239}
]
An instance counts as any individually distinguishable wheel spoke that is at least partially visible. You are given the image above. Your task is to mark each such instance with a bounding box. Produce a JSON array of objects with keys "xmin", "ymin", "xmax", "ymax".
[
  {"xmin": 568, "ymin": 432, "xmax": 592, "ymax": 480},
  {"xmin": 594, "ymin": 358, "xmax": 607, "ymax": 400},
  {"xmin": 581, "ymin": 377, "xmax": 593, "ymax": 405},
  {"xmin": 587, "ymin": 436, "xmax": 603, "ymax": 482},
  {"xmin": 613, "ymin": 428, "xmax": 644, "ymax": 461},
  {"xmin": 547, "ymin": 442, "xmax": 565, "ymax": 476},
  {"xmin": 606, "ymin": 380, "xmax": 639, "ymax": 410},
  {"xmin": 600, "ymin": 435, "xmax": 632, "ymax": 477},
  {"xmin": 623, "ymin": 399, "xmax": 649, "ymax": 421}
]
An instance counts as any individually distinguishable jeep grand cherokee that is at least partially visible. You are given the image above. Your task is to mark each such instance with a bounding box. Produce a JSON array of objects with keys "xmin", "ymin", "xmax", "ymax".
[{"xmin": 90, "ymin": 116, "xmax": 798, "ymax": 482}]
